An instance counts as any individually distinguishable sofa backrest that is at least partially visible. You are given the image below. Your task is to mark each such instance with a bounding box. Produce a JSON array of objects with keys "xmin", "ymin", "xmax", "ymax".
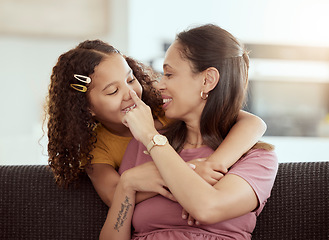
[
  {"xmin": 1, "ymin": 162, "xmax": 328, "ymax": 240},
  {"xmin": 1, "ymin": 165, "xmax": 107, "ymax": 239}
]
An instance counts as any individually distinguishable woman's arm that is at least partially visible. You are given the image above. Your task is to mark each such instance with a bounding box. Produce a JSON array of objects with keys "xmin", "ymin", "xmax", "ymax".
[
  {"xmin": 99, "ymin": 163, "xmax": 176, "ymax": 239},
  {"xmin": 99, "ymin": 172, "xmax": 136, "ymax": 240},
  {"xmin": 140, "ymin": 136, "xmax": 259, "ymax": 224},
  {"xmin": 122, "ymin": 91, "xmax": 259, "ymax": 224},
  {"xmin": 87, "ymin": 162, "xmax": 174, "ymax": 207}
]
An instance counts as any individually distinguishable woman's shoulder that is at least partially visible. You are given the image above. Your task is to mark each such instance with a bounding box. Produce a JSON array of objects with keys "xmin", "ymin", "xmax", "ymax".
[
  {"xmin": 237, "ymin": 145, "xmax": 278, "ymax": 172},
  {"xmin": 251, "ymin": 141, "xmax": 275, "ymax": 151},
  {"xmin": 243, "ymin": 145, "xmax": 277, "ymax": 163}
]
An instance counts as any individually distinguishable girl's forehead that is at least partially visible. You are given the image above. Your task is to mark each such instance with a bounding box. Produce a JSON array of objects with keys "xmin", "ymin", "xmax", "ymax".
[
  {"xmin": 94, "ymin": 55, "xmax": 129, "ymax": 76},
  {"xmin": 89, "ymin": 54, "xmax": 131, "ymax": 88}
]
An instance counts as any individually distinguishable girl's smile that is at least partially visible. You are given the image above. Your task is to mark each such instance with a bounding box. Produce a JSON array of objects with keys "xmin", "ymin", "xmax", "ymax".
[{"xmin": 88, "ymin": 53, "xmax": 142, "ymax": 135}]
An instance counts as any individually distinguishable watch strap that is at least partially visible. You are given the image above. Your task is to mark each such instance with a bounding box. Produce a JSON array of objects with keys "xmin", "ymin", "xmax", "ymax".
[{"xmin": 146, "ymin": 139, "xmax": 155, "ymax": 153}]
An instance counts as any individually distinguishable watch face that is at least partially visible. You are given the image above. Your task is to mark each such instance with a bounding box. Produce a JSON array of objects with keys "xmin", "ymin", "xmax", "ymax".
[{"xmin": 154, "ymin": 134, "xmax": 167, "ymax": 145}]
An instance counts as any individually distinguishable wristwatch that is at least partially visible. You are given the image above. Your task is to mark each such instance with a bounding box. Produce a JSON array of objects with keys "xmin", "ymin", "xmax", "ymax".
[{"xmin": 146, "ymin": 134, "xmax": 167, "ymax": 153}]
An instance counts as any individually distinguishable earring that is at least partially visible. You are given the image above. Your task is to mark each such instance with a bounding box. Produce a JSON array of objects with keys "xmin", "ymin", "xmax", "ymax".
[{"xmin": 200, "ymin": 91, "xmax": 208, "ymax": 100}]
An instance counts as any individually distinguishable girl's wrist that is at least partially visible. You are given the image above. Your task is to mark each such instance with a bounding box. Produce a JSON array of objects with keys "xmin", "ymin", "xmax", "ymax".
[{"xmin": 206, "ymin": 156, "xmax": 229, "ymax": 173}]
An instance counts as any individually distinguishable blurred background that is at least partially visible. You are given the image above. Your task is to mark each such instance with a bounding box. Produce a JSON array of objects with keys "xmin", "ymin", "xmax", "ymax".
[{"xmin": 0, "ymin": 0, "xmax": 328, "ymax": 165}]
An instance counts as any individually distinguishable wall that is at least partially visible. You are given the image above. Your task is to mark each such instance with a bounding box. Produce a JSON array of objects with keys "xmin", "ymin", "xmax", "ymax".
[
  {"xmin": 0, "ymin": 0, "xmax": 129, "ymax": 165},
  {"xmin": 0, "ymin": 0, "xmax": 328, "ymax": 165}
]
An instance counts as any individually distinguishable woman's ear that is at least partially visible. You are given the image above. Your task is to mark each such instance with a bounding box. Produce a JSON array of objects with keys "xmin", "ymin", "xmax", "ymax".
[{"xmin": 203, "ymin": 67, "xmax": 220, "ymax": 93}]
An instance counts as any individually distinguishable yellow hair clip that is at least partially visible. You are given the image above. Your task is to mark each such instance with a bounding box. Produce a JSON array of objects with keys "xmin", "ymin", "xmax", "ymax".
[
  {"xmin": 70, "ymin": 84, "xmax": 88, "ymax": 93},
  {"xmin": 70, "ymin": 74, "xmax": 92, "ymax": 93}
]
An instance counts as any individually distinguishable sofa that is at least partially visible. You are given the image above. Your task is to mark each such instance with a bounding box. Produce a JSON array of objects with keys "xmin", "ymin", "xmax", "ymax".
[{"xmin": 1, "ymin": 162, "xmax": 328, "ymax": 240}]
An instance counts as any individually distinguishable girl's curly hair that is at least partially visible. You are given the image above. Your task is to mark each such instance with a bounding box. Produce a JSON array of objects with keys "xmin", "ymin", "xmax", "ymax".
[{"xmin": 45, "ymin": 39, "xmax": 163, "ymax": 187}]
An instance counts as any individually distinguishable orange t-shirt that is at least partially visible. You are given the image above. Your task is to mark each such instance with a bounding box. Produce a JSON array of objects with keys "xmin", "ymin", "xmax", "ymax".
[{"xmin": 87, "ymin": 116, "xmax": 169, "ymax": 169}]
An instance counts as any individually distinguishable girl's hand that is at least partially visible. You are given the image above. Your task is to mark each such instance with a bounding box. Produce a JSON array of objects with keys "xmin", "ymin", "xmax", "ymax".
[
  {"xmin": 123, "ymin": 161, "xmax": 176, "ymax": 202},
  {"xmin": 181, "ymin": 159, "xmax": 228, "ymax": 225},
  {"xmin": 187, "ymin": 158, "xmax": 227, "ymax": 185},
  {"xmin": 122, "ymin": 90, "xmax": 158, "ymax": 146},
  {"xmin": 181, "ymin": 208, "xmax": 200, "ymax": 226}
]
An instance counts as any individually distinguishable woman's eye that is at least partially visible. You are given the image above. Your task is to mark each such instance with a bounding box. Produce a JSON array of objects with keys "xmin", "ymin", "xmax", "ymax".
[
  {"xmin": 107, "ymin": 89, "xmax": 118, "ymax": 95},
  {"xmin": 164, "ymin": 73, "xmax": 172, "ymax": 78}
]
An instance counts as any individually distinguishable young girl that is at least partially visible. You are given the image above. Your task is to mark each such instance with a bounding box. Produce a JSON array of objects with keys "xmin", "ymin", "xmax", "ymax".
[
  {"xmin": 45, "ymin": 39, "xmax": 266, "ymax": 213},
  {"xmin": 100, "ymin": 24, "xmax": 277, "ymax": 240}
]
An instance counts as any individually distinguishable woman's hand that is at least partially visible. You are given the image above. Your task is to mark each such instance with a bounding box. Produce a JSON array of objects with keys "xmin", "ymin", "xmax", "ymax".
[
  {"xmin": 122, "ymin": 90, "xmax": 158, "ymax": 146},
  {"xmin": 124, "ymin": 161, "xmax": 176, "ymax": 201}
]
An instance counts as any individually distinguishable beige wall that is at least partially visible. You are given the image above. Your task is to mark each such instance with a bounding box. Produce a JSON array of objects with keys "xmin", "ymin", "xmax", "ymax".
[{"xmin": 0, "ymin": 0, "xmax": 328, "ymax": 165}]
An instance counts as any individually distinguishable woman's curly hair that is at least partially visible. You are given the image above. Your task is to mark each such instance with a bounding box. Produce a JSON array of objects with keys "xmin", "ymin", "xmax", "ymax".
[{"xmin": 45, "ymin": 39, "xmax": 163, "ymax": 187}]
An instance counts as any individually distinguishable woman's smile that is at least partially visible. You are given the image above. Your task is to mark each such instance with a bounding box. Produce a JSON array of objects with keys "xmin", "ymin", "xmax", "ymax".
[{"xmin": 162, "ymin": 96, "xmax": 173, "ymax": 109}]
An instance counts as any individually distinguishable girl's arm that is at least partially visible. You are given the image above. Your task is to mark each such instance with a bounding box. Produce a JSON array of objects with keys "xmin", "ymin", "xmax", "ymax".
[
  {"xmin": 86, "ymin": 164, "xmax": 120, "ymax": 207},
  {"xmin": 189, "ymin": 110, "xmax": 266, "ymax": 185},
  {"xmin": 207, "ymin": 110, "xmax": 266, "ymax": 170}
]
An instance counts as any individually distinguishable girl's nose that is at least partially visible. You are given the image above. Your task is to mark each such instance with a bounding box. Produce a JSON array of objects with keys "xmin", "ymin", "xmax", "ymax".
[
  {"xmin": 122, "ymin": 85, "xmax": 132, "ymax": 101},
  {"xmin": 155, "ymin": 77, "xmax": 166, "ymax": 91}
]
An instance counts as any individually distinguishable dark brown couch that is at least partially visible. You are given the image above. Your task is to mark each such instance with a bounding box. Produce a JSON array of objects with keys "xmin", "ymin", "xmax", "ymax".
[{"xmin": 1, "ymin": 162, "xmax": 328, "ymax": 239}]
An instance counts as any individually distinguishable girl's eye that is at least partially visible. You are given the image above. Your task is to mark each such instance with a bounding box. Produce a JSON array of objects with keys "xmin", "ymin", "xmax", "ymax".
[
  {"xmin": 107, "ymin": 89, "xmax": 118, "ymax": 95},
  {"xmin": 128, "ymin": 77, "xmax": 136, "ymax": 83}
]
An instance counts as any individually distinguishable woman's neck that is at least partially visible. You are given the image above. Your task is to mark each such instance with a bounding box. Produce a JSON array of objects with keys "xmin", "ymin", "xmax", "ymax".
[{"xmin": 184, "ymin": 122, "xmax": 204, "ymax": 149}]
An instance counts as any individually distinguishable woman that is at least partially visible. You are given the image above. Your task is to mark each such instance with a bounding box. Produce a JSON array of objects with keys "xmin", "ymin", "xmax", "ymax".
[
  {"xmin": 45, "ymin": 39, "xmax": 267, "ymax": 220},
  {"xmin": 100, "ymin": 24, "xmax": 278, "ymax": 239}
]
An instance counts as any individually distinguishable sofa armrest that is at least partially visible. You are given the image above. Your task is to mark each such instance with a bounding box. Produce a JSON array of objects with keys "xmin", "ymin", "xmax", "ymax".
[{"xmin": 252, "ymin": 161, "xmax": 329, "ymax": 240}]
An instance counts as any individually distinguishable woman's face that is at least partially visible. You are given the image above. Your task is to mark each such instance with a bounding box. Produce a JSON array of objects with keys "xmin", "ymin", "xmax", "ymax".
[
  {"xmin": 88, "ymin": 54, "xmax": 142, "ymax": 135},
  {"xmin": 158, "ymin": 41, "xmax": 205, "ymax": 122}
]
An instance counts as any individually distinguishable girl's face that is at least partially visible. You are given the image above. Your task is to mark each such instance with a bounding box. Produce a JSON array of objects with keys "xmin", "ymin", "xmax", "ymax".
[
  {"xmin": 88, "ymin": 54, "xmax": 142, "ymax": 135},
  {"xmin": 157, "ymin": 41, "xmax": 205, "ymax": 123}
]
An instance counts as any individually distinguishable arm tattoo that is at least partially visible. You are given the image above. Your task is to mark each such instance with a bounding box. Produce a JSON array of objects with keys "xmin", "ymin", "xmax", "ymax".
[{"xmin": 114, "ymin": 196, "xmax": 133, "ymax": 232}]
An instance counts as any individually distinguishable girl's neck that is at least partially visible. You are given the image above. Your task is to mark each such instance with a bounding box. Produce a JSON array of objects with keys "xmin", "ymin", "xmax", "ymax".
[{"xmin": 102, "ymin": 123, "xmax": 133, "ymax": 137}]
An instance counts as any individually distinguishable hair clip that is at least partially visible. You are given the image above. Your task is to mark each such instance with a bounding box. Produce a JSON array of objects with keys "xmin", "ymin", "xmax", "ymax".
[
  {"xmin": 73, "ymin": 74, "xmax": 91, "ymax": 84},
  {"xmin": 70, "ymin": 84, "xmax": 88, "ymax": 92},
  {"xmin": 70, "ymin": 74, "xmax": 92, "ymax": 93}
]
